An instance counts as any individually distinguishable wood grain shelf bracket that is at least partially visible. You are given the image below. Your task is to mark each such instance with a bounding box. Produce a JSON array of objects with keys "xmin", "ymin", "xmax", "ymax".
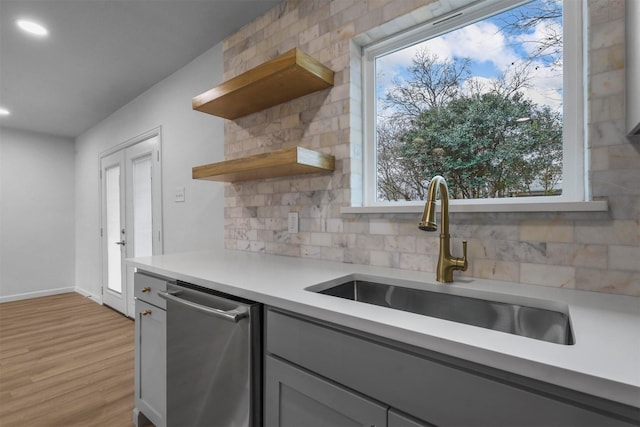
[
  {"xmin": 192, "ymin": 48, "xmax": 334, "ymax": 119},
  {"xmin": 192, "ymin": 147, "xmax": 335, "ymax": 182}
]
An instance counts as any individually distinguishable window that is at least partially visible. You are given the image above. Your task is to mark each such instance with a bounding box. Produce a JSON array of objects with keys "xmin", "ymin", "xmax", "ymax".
[{"xmin": 363, "ymin": 0, "xmax": 584, "ymax": 207}]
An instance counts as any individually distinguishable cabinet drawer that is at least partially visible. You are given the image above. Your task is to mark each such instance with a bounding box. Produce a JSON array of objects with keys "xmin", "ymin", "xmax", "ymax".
[
  {"xmin": 266, "ymin": 309, "xmax": 636, "ymax": 427},
  {"xmin": 134, "ymin": 271, "xmax": 170, "ymax": 309}
]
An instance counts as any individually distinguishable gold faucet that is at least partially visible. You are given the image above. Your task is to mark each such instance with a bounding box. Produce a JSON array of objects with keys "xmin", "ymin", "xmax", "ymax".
[{"xmin": 419, "ymin": 175, "xmax": 468, "ymax": 283}]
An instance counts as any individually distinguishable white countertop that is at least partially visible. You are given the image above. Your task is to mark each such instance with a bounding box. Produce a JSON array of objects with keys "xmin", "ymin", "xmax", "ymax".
[{"xmin": 127, "ymin": 249, "xmax": 640, "ymax": 408}]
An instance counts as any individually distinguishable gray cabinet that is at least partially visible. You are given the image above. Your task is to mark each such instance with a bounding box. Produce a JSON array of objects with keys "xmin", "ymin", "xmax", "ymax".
[
  {"xmin": 265, "ymin": 308, "xmax": 639, "ymax": 427},
  {"xmin": 134, "ymin": 271, "xmax": 169, "ymax": 427},
  {"xmin": 388, "ymin": 410, "xmax": 433, "ymax": 427},
  {"xmin": 265, "ymin": 355, "xmax": 387, "ymax": 427}
]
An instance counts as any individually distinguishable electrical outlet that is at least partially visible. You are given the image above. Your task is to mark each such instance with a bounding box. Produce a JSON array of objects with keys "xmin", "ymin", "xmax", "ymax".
[
  {"xmin": 175, "ymin": 186, "xmax": 185, "ymax": 203},
  {"xmin": 288, "ymin": 212, "xmax": 299, "ymax": 233}
]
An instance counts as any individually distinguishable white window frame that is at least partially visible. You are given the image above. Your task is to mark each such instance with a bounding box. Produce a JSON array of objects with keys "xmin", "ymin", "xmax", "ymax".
[{"xmin": 352, "ymin": 0, "xmax": 605, "ymax": 213}]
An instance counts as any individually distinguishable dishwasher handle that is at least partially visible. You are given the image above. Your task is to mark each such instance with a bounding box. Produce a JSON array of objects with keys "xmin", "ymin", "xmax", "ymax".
[{"xmin": 158, "ymin": 290, "xmax": 248, "ymax": 323}]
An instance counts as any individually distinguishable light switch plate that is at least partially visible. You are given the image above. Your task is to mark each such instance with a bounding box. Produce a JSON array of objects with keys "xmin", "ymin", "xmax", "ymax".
[
  {"xmin": 288, "ymin": 212, "xmax": 299, "ymax": 233},
  {"xmin": 175, "ymin": 186, "xmax": 185, "ymax": 203}
]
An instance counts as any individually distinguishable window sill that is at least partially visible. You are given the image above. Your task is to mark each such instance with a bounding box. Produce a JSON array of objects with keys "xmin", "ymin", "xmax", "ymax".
[{"xmin": 341, "ymin": 200, "xmax": 608, "ymax": 214}]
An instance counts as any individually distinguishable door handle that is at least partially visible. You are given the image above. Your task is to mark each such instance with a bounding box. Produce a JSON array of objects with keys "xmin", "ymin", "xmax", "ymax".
[
  {"xmin": 115, "ymin": 240, "xmax": 126, "ymax": 246},
  {"xmin": 158, "ymin": 290, "xmax": 248, "ymax": 322}
]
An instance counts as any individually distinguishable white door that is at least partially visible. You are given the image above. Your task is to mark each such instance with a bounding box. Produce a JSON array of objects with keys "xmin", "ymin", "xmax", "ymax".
[
  {"xmin": 101, "ymin": 150, "xmax": 126, "ymax": 313},
  {"xmin": 100, "ymin": 133, "xmax": 162, "ymax": 316}
]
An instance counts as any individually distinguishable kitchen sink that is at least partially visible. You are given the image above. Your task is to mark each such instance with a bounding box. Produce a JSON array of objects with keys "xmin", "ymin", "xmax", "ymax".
[{"xmin": 307, "ymin": 276, "xmax": 573, "ymax": 345}]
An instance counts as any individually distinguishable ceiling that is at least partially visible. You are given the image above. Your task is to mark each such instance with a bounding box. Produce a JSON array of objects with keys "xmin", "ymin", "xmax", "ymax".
[{"xmin": 0, "ymin": 0, "xmax": 282, "ymax": 138}]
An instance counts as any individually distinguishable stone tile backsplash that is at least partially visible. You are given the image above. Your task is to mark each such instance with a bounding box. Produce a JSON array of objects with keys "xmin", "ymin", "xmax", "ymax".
[{"xmin": 221, "ymin": 0, "xmax": 640, "ymax": 296}]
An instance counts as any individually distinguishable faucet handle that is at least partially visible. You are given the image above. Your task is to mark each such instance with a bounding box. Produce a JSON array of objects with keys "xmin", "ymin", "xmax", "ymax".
[{"xmin": 460, "ymin": 240, "xmax": 468, "ymax": 272}]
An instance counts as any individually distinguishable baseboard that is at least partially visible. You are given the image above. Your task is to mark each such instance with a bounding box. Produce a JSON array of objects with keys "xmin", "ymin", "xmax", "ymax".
[
  {"xmin": 74, "ymin": 287, "xmax": 102, "ymax": 304},
  {"xmin": 0, "ymin": 287, "xmax": 75, "ymax": 303}
]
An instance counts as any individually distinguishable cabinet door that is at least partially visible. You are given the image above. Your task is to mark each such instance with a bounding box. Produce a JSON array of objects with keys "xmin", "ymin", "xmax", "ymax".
[
  {"xmin": 134, "ymin": 299, "xmax": 166, "ymax": 427},
  {"xmin": 265, "ymin": 355, "xmax": 387, "ymax": 427},
  {"xmin": 388, "ymin": 409, "xmax": 434, "ymax": 427}
]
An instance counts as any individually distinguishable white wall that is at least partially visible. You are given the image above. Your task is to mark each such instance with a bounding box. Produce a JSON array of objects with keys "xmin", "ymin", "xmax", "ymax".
[
  {"xmin": 75, "ymin": 43, "xmax": 225, "ymax": 299},
  {"xmin": 0, "ymin": 127, "xmax": 76, "ymax": 301}
]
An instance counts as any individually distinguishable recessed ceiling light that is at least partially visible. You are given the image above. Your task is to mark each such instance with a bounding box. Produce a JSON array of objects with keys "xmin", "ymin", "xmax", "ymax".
[
  {"xmin": 16, "ymin": 19, "xmax": 49, "ymax": 37},
  {"xmin": 0, "ymin": 107, "xmax": 10, "ymax": 116}
]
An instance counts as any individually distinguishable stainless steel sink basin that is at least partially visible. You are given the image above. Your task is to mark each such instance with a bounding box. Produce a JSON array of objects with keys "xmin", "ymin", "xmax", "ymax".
[{"xmin": 307, "ymin": 276, "xmax": 573, "ymax": 345}]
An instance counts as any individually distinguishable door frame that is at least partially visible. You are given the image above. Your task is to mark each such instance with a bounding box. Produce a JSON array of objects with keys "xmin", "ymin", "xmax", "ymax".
[{"xmin": 99, "ymin": 127, "xmax": 163, "ymax": 316}]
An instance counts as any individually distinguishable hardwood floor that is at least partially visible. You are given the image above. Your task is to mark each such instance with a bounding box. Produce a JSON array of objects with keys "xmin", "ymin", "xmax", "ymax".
[{"xmin": 0, "ymin": 293, "xmax": 136, "ymax": 427}]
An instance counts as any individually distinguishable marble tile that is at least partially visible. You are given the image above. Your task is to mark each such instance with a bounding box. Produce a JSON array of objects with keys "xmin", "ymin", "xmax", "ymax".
[
  {"xmin": 546, "ymin": 243, "xmax": 608, "ymax": 269},
  {"xmin": 415, "ymin": 235, "xmax": 440, "ymax": 255},
  {"xmin": 589, "ymin": 96, "xmax": 610, "ymax": 123},
  {"xmin": 310, "ymin": 232, "xmax": 333, "ymax": 247},
  {"xmin": 466, "ymin": 238, "xmax": 496, "ymax": 259},
  {"xmin": 356, "ymin": 234, "xmax": 385, "ymax": 250},
  {"xmin": 370, "ymin": 250, "xmax": 400, "ymax": 268},
  {"xmin": 590, "ymin": 147, "xmax": 609, "ymax": 171},
  {"xmin": 607, "ymin": 195, "xmax": 640, "ymax": 220},
  {"xmin": 290, "ymin": 232, "xmax": 311, "ymax": 246},
  {"xmin": 343, "ymin": 217, "xmax": 369, "ymax": 234},
  {"xmin": 589, "ymin": 0, "xmax": 610, "ymax": 25},
  {"xmin": 472, "ymin": 259, "xmax": 519, "ymax": 283},
  {"xmin": 609, "ymin": 94, "xmax": 625, "ymax": 120},
  {"xmin": 520, "ymin": 263, "xmax": 576, "ymax": 289},
  {"xmin": 575, "ymin": 220, "xmax": 640, "ymax": 246},
  {"xmin": 575, "ymin": 268, "xmax": 640, "ymax": 296},
  {"xmin": 588, "ymin": 119, "xmax": 628, "ymax": 147},
  {"xmin": 322, "ymin": 246, "xmax": 345, "ymax": 262},
  {"xmin": 326, "ymin": 218, "xmax": 344, "ymax": 233},
  {"xmin": 495, "ymin": 240, "xmax": 548, "ymax": 264},
  {"xmin": 609, "ymin": 245, "xmax": 640, "ymax": 271},
  {"xmin": 384, "ymin": 235, "xmax": 417, "ymax": 252},
  {"xmin": 519, "ymin": 219, "xmax": 574, "ymax": 243},
  {"xmin": 369, "ymin": 218, "xmax": 399, "ymax": 235},
  {"xmin": 299, "ymin": 23, "xmax": 320, "ymax": 45},
  {"xmin": 301, "ymin": 245, "xmax": 322, "ymax": 258},
  {"xmin": 399, "ymin": 253, "xmax": 435, "ymax": 272},
  {"xmin": 332, "ymin": 232, "xmax": 356, "ymax": 248},
  {"xmin": 590, "ymin": 20, "xmax": 624, "ymax": 50},
  {"xmin": 591, "ymin": 170, "xmax": 640, "ymax": 196},
  {"xmin": 590, "ymin": 69, "xmax": 624, "ymax": 98},
  {"xmin": 344, "ymin": 248, "xmax": 370, "ymax": 264},
  {"xmin": 608, "ymin": 144, "xmax": 640, "ymax": 169}
]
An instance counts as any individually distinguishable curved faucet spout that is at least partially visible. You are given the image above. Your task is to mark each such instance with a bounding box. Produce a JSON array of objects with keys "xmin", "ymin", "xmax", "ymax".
[
  {"xmin": 418, "ymin": 175, "xmax": 467, "ymax": 283},
  {"xmin": 419, "ymin": 175, "xmax": 449, "ymax": 234}
]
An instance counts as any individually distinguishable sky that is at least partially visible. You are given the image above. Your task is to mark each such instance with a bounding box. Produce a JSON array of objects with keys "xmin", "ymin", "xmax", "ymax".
[{"xmin": 376, "ymin": 0, "xmax": 563, "ymax": 116}]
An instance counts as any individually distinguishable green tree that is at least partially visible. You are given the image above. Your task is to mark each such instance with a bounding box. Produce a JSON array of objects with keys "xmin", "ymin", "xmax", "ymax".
[
  {"xmin": 377, "ymin": 120, "xmax": 428, "ymax": 201},
  {"xmin": 378, "ymin": 89, "xmax": 562, "ymax": 200}
]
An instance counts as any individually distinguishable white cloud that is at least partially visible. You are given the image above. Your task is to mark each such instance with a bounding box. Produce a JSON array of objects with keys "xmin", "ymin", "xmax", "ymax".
[
  {"xmin": 517, "ymin": 18, "xmax": 563, "ymax": 58},
  {"xmin": 377, "ymin": 20, "xmax": 520, "ymax": 79},
  {"xmin": 520, "ymin": 62, "xmax": 563, "ymax": 112},
  {"xmin": 375, "ymin": 2, "xmax": 563, "ymax": 113},
  {"xmin": 439, "ymin": 21, "xmax": 519, "ymax": 71}
]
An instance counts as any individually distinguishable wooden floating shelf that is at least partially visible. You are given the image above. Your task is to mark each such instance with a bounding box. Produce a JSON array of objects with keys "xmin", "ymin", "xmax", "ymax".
[
  {"xmin": 192, "ymin": 48, "xmax": 334, "ymax": 119},
  {"xmin": 192, "ymin": 147, "xmax": 335, "ymax": 183}
]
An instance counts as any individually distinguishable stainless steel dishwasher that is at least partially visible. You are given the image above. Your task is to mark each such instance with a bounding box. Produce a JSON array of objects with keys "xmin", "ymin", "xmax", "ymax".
[{"xmin": 158, "ymin": 282, "xmax": 262, "ymax": 427}]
